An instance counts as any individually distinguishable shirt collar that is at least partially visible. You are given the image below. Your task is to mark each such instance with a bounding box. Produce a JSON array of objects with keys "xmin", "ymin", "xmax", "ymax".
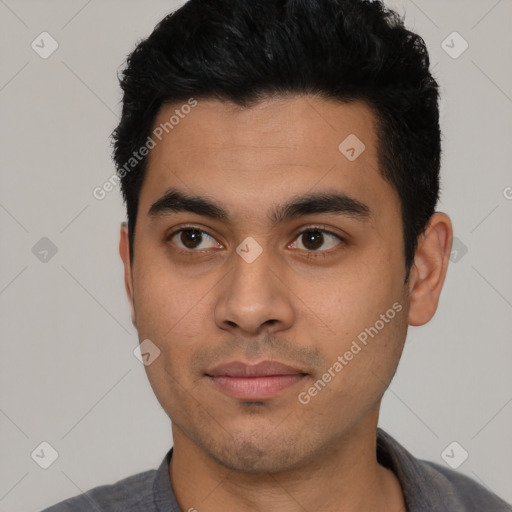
[{"xmin": 376, "ymin": 427, "xmax": 465, "ymax": 511}]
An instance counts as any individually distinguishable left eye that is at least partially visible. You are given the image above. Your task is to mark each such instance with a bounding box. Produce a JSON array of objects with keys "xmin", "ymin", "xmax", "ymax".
[
  {"xmin": 170, "ymin": 229, "xmax": 221, "ymax": 251},
  {"xmin": 289, "ymin": 229, "xmax": 342, "ymax": 251}
]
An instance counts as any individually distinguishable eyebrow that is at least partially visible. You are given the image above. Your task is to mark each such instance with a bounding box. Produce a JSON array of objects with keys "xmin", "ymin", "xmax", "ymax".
[{"xmin": 148, "ymin": 188, "xmax": 372, "ymax": 225}]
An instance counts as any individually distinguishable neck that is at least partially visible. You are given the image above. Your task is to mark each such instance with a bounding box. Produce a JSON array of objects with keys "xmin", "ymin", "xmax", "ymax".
[{"xmin": 169, "ymin": 418, "xmax": 405, "ymax": 512}]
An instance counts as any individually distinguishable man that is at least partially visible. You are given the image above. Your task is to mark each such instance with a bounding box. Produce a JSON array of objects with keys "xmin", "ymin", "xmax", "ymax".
[{"xmin": 43, "ymin": 0, "xmax": 511, "ymax": 510}]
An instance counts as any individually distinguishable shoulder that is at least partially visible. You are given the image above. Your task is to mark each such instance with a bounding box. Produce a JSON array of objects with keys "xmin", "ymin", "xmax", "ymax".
[
  {"xmin": 40, "ymin": 468, "xmax": 157, "ymax": 512},
  {"xmin": 420, "ymin": 459, "xmax": 512, "ymax": 511},
  {"xmin": 376, "ymin": 429, "xmax": 511, "ymax": 511}
]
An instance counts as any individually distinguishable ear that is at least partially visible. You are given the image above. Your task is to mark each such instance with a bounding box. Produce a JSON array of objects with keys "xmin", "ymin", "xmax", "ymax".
[
  {"xmin": 407, "ymin": 212, "xmax": 453, "ymax": 326},
  {"xmin": 119, "ymin": 222, "xmax": 137, "ymax": 328}
]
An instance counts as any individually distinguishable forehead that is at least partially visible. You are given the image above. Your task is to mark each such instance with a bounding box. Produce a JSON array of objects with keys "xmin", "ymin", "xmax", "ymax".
[{"xmin": 139, "ymin": 95, "xmax": 398, "ymax": 221}]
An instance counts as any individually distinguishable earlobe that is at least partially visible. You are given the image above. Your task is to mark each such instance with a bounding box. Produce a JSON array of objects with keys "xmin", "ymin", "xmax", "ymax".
[
  {"xmin": 119, "ymin": 222, "xmax": 137, "ymax": 328},
  {"xmin": 407, "ymin": 213, "xmax": 453, "ymax": 326}
]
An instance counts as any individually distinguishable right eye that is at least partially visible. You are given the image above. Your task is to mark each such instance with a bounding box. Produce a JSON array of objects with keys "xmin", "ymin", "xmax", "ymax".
[{"xmin": 168, "ymin": 228, "xmax": 223, "ymax": 252}]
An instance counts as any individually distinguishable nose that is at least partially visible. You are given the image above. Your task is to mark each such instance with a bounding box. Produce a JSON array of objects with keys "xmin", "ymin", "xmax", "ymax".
[{"xmin": 214, "ymin": 245, "xmax": 295, "ymax": 336}]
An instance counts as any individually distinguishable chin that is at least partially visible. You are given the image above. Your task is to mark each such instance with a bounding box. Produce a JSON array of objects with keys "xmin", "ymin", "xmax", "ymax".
[{"xmin": 203, "ymin": 429, "xmax": 317, "ymax": 474}]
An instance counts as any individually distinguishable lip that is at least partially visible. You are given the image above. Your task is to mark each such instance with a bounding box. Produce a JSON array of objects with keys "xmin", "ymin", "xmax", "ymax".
[{"xmin": 206, "ymin": 361, "xmax": 307, "ymax": 400}]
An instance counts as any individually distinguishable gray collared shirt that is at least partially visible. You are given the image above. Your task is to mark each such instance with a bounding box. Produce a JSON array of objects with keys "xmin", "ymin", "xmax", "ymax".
[{"xmin": 41, "ymin": 428, "xmax": 512, "ymax": 511}]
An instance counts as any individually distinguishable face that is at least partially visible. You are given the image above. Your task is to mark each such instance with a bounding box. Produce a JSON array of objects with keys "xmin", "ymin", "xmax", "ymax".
[{"xmin": 122, "ymin": 95, "xmax": 412, "ymax": 472}]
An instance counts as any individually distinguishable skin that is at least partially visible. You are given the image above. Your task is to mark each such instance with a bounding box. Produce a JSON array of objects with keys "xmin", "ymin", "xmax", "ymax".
[{"xmin": 119, "ymin": 95, "xmax": 453, "ymax": 511}]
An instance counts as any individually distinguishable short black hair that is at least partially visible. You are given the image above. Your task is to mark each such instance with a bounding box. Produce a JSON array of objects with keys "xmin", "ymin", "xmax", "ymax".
[{"xmin": 112, "ymin": 0, "xmax": 441, "ymax": 275}]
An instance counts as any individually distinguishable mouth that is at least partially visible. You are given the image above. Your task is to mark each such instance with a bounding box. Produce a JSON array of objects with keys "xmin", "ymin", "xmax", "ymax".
[{"xmin": 205, "ymin": 361, "xmax": 308, "ymax": 400}]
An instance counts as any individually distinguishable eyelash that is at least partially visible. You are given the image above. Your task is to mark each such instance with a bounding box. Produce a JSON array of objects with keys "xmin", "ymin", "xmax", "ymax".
[{"xmin": 166, "ymin": 224, "xmax": 346, "ymax": 259}]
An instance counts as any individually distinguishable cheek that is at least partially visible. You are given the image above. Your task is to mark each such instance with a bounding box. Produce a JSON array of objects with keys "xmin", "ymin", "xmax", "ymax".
[
  {"xmin": 303, "ymin": 299, "xmax": 407, "ymax": 422},
  {"xmin": 132, "ymin": 259, "xmax": 215, "ymax": 380},
  {"xmin": 303, "ymin": 242, "xmax": 407, "ymax": 386},
  {"xmin": 314, "ymin": 253, "xmax": 403, "ymax": 334},
  {"xmin": 133, "ymin": 255, "xmax": 203, "ymax": 330},
  {"xmin": 133, "ymin": 265, "xmax": 212, "ymax": 413}
]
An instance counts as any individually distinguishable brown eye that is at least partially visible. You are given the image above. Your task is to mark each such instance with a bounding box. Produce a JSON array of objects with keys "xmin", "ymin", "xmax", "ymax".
[
  {"xmin": 170, "ymin": 229, "xmax": 220, "ymax": 251},
  {"xmin": 180, "ymin": 229, "xmax": 203, "ymax": 249},
  {"xmin": 301, "ymin": 230, "xmax": 324, "ymax": 250},
  {"xmin": 290, "ymin": 229, "xmax": 342, "ymax": 252}
]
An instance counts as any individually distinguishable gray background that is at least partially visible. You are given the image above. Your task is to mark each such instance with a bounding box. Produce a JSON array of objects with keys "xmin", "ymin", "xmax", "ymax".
[{"xmin": 1, "ymin": 0, "xmax": 511, "ymax": 510}]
